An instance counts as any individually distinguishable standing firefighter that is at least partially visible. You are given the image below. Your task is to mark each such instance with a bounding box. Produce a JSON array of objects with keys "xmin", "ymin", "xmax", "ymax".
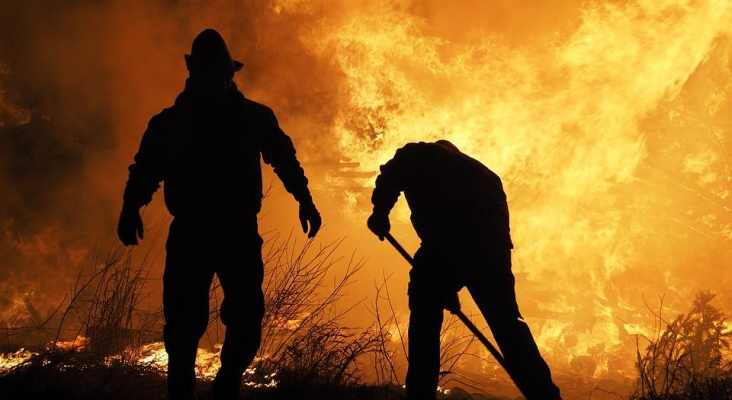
[
  {"xmin": 367, "ymin": 140, "xmax": 561, "ymax": 400},
  {"xmin": 117, "ymin": 29, "xmax": 321, "ymax": 400}
]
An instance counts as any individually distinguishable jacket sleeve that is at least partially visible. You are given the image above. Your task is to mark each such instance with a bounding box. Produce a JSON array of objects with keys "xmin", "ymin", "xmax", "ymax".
[
  {"xmin": 371, "ymin": 144, "xmax": 417, "ymax": 215},
  {"xmin": 122, "ymin": 114, "xmax": 166, "ymax": 210},
  {"xmin": 258, "ymin": 107, "xmax": 313, "ymax": 204}
]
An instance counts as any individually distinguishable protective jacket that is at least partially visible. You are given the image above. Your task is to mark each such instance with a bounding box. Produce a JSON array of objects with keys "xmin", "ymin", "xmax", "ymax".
[
  {"xmin": 122, "ymin": 79, "xmax": 312, "ymax": 220},
  {"xmin": 371, "ymin": 141, "xmax": 512, "ymax": 247}
]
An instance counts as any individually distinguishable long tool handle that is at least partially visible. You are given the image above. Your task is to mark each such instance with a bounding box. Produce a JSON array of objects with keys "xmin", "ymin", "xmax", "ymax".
[
  {"xmin": 451, "ymin": 308, "xmax": 508, "ymax": 369},
  {"xmin": 383, "ymin": 232, "xmax": 521, "ymax": 392},
  {"xmin": 384, "ymin": 232, "xmax": 416, "ymax": 263}
]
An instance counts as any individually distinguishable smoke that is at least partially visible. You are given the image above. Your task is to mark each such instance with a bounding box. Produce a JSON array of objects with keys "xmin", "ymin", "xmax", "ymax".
[
  {"xmin": 1, "ymin": 0, "xmax": 732, "ymax": 394},
  {"xmin": 0, "ymin": 1, "xmax": 117, "ymax": 324},
  {"xmin": 0, "ymin": 0, "xmax": 353, "ymax": 343}
]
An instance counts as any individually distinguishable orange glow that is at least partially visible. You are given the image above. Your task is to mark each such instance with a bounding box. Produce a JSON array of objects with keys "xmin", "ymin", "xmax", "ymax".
[
  {"xmin": 276, "ymin": 0, "xmax": 732, "ymax": 383},
  {"xmin": 1, "ymin": 0, "xmax": 732, "ymax": 398}
]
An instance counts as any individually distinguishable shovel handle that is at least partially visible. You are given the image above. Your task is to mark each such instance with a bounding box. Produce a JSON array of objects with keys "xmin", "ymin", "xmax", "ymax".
[
  {"xmin": 452, "ymin": 309, "xmax": 508, "ymax": 369},
  {"xmin": 383, "ymin": 232, "xmax": 415, "ymax": 265}
]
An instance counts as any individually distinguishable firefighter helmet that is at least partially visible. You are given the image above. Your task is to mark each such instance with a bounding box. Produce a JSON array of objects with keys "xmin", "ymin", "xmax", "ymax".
[{"xmin": 184, "ymin": 29, "xmax": 243, "ymax": 74}]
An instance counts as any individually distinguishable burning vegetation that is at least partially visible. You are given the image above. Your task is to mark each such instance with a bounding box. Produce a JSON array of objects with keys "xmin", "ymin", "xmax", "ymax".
[
  {"xmin": 0, "ymin": 234, "xmax": 384, "ymax": 399},
  {"xmin": 1, "ymin": 0, "xmax": 732, "ymax": 399}
]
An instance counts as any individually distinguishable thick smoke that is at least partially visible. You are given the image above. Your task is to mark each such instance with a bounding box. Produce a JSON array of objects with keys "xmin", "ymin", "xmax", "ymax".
[
  {"xmin": 0, "ymin": 1, "xmax": 122, "ymax": 326},
  {"xmin": 0, "ymin": 0, "xmax": 345, "ymax": 325}
]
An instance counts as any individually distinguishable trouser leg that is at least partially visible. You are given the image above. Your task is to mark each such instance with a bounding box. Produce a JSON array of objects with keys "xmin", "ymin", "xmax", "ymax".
[
  {"xmin": 467, "ymin": 249, "xmax": 561, "ymax": 400},
  {"xmin": 213, "ymin": 234, "xmax": 265, "ymax": 400},
  {"xmin": 405, "ymin": 248, "xmax": 453, "ymax": 400},
  {"xmin": 163, "ymin": 226, "xmax": 215, "ymax": 400}
]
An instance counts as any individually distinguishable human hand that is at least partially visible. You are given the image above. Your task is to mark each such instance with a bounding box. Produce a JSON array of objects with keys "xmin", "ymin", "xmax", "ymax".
[
  {"xmin": 367, "ymin": 212, "xmax": 390, "ymax": 241},
  {"xmin": 299, "ymin": 202, "xmax": 322, "ymax": 238},
  {"xmin": 118, "ymin": 207, "xmax": 143, "ymax": 246},
  {"xmin": 444, "ymin": 291, "xmax": 461, "ymax": 314}
]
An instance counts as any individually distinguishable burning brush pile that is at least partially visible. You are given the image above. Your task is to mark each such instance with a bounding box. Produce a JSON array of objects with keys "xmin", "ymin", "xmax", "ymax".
[{"xmin": 0, "ymin": 233, "xmax": 419, "ymax": 400}]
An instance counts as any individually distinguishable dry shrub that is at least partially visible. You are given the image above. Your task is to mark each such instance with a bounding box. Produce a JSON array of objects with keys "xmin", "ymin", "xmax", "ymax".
[
  {"xmin": 367, "ymin": 272, "xmax": 492, "ymax": 395},
  {"xmin": 276, "ymin": 318, "xmax": 380, "ymax": 388},
  {"xmin": 1, "ymin": 223, "xmax": 484, "ymax": 398},
  {"xmin": 633, "ymin": 291, "xmax": 732, "ymax": 399},
  {"xmin": 203, "ymin": 229, "xmax": 392, "ymax": 389}
]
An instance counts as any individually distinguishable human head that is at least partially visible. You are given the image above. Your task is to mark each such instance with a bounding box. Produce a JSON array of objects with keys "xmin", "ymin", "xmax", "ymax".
[{"xmin": 184, "ymin": 29, "xmax": 243, "ymax": 79}]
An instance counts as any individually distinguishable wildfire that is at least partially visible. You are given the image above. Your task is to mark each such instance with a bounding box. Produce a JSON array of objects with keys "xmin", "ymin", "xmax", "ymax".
[
  {"xmin": 0, "ymin": 348, "xmax": 37, "ymax": 371},
  {"xmin": 288, "ymin": 0, "xmax": 732, "ymax": 380},
  {"xmin": 0, "ymin": 341, "xmax": 278, "ymax": 388},
  {"xmin": 2, "ymin": 0, "xmax": 732, "ymax": 397}
]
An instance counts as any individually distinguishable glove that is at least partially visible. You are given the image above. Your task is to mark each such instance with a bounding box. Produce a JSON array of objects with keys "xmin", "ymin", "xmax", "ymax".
[
  {"xmin": 118, "ymin": 206, "xmax": 143, "ymax": 246},
  {"xmin": 444, "ymin": 291, "xmax": 461, "ymax": 314},
  {"xmin": 299, "ymin": 201, "xmax": 322, "ymax": 238},
  {"xmin": 367, "ymin": 212, "xmax": 390, "ymax": 241}
]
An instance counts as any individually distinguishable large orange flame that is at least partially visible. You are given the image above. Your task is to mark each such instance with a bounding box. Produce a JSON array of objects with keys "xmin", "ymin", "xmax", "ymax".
[
  {"xmin": 274, "ymin": 0, "xmax": 732, "ymax": 380},
  {"xmin": 1, "ymin": 0, "xmax": 732, "ymax": 397}
]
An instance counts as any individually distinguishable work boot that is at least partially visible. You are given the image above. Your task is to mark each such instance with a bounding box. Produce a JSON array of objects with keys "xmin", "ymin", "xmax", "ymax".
[{"xmin": 212, "ymin": 369, "xmax": 243, "ymax": 400}]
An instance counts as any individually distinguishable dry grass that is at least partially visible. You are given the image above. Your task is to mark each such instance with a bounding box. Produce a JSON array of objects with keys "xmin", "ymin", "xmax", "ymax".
[
  {"xmin": 0, "ymin": 230, "xmax": 415, "ymax": 399},
  {"xmin": 0, "ymin": 214, "xmax": 509, "ymax": 400},
  {"xmin": 366, "ymin": 271, "xmax": 496, "ymax": 396}
]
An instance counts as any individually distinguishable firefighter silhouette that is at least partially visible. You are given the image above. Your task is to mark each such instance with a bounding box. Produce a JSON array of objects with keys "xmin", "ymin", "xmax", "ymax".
[
  {"xmin": 367, "ymin": 140, "xmax": 561, "ymax": 400},
  {"xmin": 118, "ymin": 29, "xmax": 321, "ymax": 400}
]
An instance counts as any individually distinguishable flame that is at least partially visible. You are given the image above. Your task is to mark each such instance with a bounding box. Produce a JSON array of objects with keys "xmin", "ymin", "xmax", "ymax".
[
  {"xmin": 51, "ymin": 336, "xmax": 87, "ymax": 351},
  {"xmin": 387, "ymin": 320, "xmax": 409, "ymax": 344},
  {"xmin": 1, "ymin": 0, "xmax": 732, "ymax": 396},
  {"xmin": 0, "ymin": 341, "xmax": 277, "ymax": 388},
  {"xmin": 121, "ymin": 342, "xmax": 277, "ymax": 386},
  {"xmin": 0, "ymin": 348, "xmax": 37, "ymax": 371},
  {"xmin": 280, "ymin": 0, "xmax": 732, "ymax": 380}
]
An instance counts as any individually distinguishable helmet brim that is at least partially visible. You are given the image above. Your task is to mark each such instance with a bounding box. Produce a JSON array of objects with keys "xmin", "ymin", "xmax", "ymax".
[{"xmin": 184, "ymin": 54, "xmax": 244, "ymax": 73}]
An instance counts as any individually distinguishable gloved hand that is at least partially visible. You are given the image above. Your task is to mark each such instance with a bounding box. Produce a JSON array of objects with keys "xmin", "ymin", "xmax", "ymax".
[
  {"xmin": 444, "ymin": 291, "xmax": 461, "ymax": 314},
  {"xmin": 367, "ymin": 212, "xmax": 390, "ymax": 241},
  {"xmin": 118, "ymin": 206, "xmax": 143, "ymax": 246},
  {"xmin": 299, "ymin": 201, "xmax": 321, "ymax": 238}
]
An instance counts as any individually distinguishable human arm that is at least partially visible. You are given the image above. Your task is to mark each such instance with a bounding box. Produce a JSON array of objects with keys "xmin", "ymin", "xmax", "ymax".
[
  {"xmin": 118, "ymin": 115, "xmax": 166, "ymax": 245},
  {"xmin": 259, "ymin": 107, "xmax": 321, "ymax": 238},
  {"xmin": 367, "ymin": 144, "xmax": 415, "ymax": 240}
]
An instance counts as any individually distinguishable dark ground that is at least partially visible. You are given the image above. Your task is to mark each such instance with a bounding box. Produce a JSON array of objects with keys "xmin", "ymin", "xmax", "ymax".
[{"xmin": 0, "ymin": 351, "xmax": 507, "ymax": 400}]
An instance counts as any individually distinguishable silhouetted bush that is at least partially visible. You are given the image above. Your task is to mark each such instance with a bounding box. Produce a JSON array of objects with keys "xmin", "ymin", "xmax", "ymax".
[{"xmin": 632, "ymin": 291, "xmax": 732, "ymax": 399}]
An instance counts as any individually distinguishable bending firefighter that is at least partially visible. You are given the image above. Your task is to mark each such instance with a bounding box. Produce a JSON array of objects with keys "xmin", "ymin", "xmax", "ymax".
[
  {"xmin": 367, "ymin": 140, "xmax": 561, "ymax": 400},
  {"xmin": 117, "ymin": 29, "xmax": 321, "ymax": 400}
]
